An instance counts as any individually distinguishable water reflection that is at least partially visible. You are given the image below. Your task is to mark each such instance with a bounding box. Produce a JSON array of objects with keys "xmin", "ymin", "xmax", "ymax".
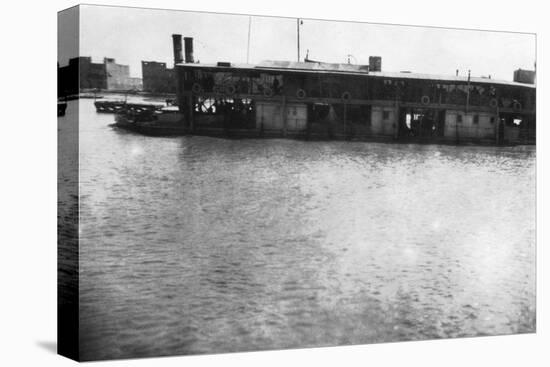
[{"xmin": 69, "ymin": 99, "xmax": 535, "ymax": 360}]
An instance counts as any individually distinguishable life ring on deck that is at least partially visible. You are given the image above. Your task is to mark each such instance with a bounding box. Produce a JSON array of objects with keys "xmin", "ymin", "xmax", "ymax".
[
  {"xmin": 489, "ymin": 98, "xmax": 498, "ymax": 109},
  {"xmin": 263, "ymin": 87, "xmax": 274, "ymax": 98},
  {"xmin": 191, "ymin": 83, "xmax": 203, "ymax": 94},
  {"xmin": 225, "ymin": 84, "xmax": 237, "ymax": 96},
  {"xmin": 341, "ymin": 91, "xmax": 352, "ymax": 102},
  {"xmin": 296, "ymin": 89, "xmax": 306, "ymax": 99},
  {"xmin": 512, "ymin": 101, "xmax": 522, "ymax": 111},
  {"xmin": 421, "ymin": 95, "xmax": 430, "ymax": 105}
]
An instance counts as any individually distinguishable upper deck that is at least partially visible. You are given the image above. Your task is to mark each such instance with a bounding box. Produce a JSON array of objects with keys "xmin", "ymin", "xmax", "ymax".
[
  {"xmin": 175, "ymin": 59, "xmax": 536, "ymax": 115},
  {"xmin": 176, "ymin": 60, "xmax": 535, "ymax": 89}
]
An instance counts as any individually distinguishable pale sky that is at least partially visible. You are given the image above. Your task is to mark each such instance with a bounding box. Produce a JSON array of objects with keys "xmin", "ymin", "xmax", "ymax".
[{"xmin": 61, "ymin": 4, "xmax": 536, "ymax": 81}]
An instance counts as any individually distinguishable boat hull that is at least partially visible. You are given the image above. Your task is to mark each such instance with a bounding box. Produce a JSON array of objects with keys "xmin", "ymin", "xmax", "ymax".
[{"xmin": 113, "ymin": 113, "xmax": 188, "ymax": 136}]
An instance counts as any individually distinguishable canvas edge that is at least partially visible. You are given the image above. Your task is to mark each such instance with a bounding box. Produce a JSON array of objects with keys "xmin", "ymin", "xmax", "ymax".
[{"xmin": 57, "ymin": 4, "xmax": 81, "ymax": 362}]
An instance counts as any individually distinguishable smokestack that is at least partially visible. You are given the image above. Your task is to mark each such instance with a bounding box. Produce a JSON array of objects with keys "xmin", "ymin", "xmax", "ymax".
[
  {"xmin": 184, "ymin": 37, "xmax": 194, "ymax": 64},
  {"xmin": 172, "ymin": 34, "xmax": 183, "ymax": 65},
  {"xmin": 369, "ymin": 56, "xmax": 381, "ymax": 72}
]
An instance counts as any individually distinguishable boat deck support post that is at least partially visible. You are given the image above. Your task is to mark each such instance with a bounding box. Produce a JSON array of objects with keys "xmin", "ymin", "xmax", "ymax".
[
  {"xmin": 282, "ymin": 96, "xmax": 287, "ymax": 137},
  {"xmin": 188, "ymin": 96, "xmax": 194, "ymax": 132}
]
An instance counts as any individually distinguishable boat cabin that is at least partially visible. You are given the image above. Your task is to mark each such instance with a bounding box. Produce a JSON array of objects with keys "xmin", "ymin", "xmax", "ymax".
[{"xmin": 174, "ymin": 60, "xmax": 535, "ymax": 144}]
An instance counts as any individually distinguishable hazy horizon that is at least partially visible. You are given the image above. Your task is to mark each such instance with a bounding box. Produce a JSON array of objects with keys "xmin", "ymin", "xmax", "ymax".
[{"xmin": 60, "ymin": 5, "xmax": 536, "ymax": 82}]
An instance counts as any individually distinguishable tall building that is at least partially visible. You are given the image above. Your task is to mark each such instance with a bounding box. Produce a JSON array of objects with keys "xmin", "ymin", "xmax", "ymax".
[
  {"xmin": 141, "ymin": 61, "xmax": 176, "ymax": 94},
  {"xmin": 58, "ymin": 57, "xmax": 142, "ymax": 95}
]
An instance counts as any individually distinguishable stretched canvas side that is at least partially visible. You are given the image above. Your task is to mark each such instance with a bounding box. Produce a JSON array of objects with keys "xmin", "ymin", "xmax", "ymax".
[{"xmin": 57, "ymin": 5, "xmax": 80, "ymax": 362}]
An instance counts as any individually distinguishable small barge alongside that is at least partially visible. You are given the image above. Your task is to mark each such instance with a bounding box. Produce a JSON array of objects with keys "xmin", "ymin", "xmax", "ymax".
[
  {"xmin": 95, "ymin": 100, "xmax": 165, "ymax": 113},
  {"xmin": 113, "ymin": 35, "xmax": 536, "ymax": 145}
]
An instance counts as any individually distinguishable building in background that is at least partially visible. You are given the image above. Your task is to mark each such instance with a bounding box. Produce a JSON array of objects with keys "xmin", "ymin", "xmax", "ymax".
[
  {"xmin": 58, "ymin": 57, "xmax": 142, "ymax": 95},
  {"xmin": 78, "ymin": 57, "xmax": 108, "ymax": 90},
  {"xmin": 141, "ymin": 61, "xmax": 176, "ymax": 94},
  {"xmin": 104, "ymin": 58, "xmax": 142, "ymax": 90}
]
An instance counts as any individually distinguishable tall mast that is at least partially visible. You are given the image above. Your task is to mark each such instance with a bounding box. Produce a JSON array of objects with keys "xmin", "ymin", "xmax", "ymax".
[
  {"xmin": 297, "ymin": 18, "xmax": 300, "ymax": 62},
  {"xmin": 466, "ymin": 69, "xmax": 471, "ymax": 114},
  {"xmin": 247, "ymin": 16, "xmax": 252, "ymax": 63}
]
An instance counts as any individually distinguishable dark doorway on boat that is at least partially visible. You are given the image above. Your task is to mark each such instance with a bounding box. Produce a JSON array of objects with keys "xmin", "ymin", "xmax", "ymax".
[
  {"xmin": 193, "ymin": 97, "xmax": 256, "ymax": 129},
  {"xmin": 306, "ymin": 103, "xmax": 372, "ymax": 139},
  {"xmin": 398, "ymin": 108, "xmax": 445, "ymax": 139},
  {"xmin": 498, "ymin": 111, "xmax": 530, "ymax": 144}
]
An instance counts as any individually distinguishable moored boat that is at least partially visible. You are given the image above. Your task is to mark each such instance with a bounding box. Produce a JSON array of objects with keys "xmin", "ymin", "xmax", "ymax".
[
  {"xmin": 112, "ymin": 35, "xmax": 536, "ymax": 146},
  {"xmin": 113, "ymin": 106, "xmax": 186, "ymax": 136},
  {"xmin": 58, "ymin": 101, "xmax": 67, "ymax": 116},
  {"xmin": 95, "ymin": 100, "xmax": 165, "ymax": 113}
]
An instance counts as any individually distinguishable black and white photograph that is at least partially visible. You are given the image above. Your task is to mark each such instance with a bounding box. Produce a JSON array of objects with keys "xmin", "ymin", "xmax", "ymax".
[
  {"xmin": 4, "ymin": 0, "xmax": 550, "ymax": 366},
  {"xmin": 54, "ymin": 3, "xmax": 540, "ymax": 362}
]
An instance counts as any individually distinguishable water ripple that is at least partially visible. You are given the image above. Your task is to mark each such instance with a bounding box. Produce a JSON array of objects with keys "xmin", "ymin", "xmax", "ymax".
[{"xmin": 63, "ymin": 99, "xmax": 536, "ymax": 360}]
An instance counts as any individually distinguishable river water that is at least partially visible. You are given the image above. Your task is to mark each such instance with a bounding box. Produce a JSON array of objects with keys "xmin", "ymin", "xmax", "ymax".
[{"xmin": 61, "ymin": 98, "xmax": 536, "ymax": 360}]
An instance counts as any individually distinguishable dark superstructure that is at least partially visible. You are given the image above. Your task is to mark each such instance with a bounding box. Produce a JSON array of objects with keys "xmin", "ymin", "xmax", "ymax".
[{"xmin": 117, "ymin": 35, "xmax": 536, "ymax": 145}]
